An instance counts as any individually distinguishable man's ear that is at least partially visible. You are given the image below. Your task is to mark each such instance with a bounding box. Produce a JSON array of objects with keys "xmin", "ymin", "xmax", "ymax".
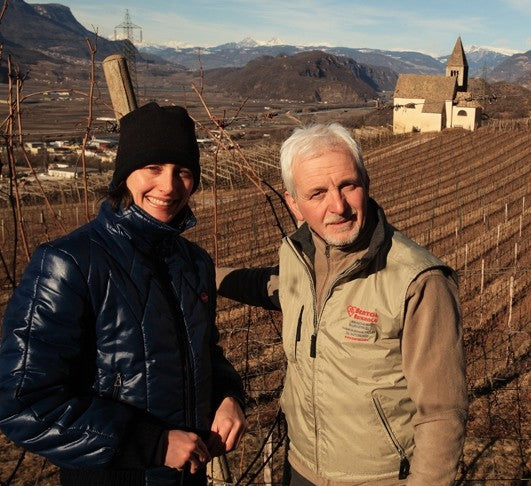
[{"xmin": 284, "ymin": 191, "xmax": 304, "ymax": 221}]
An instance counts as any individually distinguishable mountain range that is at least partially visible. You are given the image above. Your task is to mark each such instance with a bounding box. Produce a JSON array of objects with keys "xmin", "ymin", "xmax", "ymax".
[
  {"xmin": 139, "ymin": 38, "xmax": 526, "ymax": 80},
  {"xmin": 0, "ymin": 0, "xmax": 529, "ymax": 92}
]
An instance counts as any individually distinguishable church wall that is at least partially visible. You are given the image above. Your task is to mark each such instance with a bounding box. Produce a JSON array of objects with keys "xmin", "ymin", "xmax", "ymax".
[
  {"xmin": 450, "ymin": 106, "xmax": 481, "ymax": 131},
  {"xmin": 445, "ymin": 100, "xmax": 454, "ymax": 128},
  {"xmin": 420, "ymin": 113, "xmax": 443, "ymax": 132},
  {"xmin": 393, "ymin": 97, "xmax": 424, "ymax": 133}
]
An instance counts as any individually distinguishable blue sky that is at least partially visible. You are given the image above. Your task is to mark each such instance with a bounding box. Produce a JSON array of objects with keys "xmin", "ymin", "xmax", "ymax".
[{"xmin": 39, "ymin": 0, "xmax": 531, "ymax": 56}]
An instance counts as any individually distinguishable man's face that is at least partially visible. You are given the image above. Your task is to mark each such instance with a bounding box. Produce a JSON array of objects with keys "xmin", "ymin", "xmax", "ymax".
[
  {"xmin": 126, "ymin": 163, "xmax": 194, "ymax": 223},
  {"xmin": 285, "ymin": 148, "xmax": 368, "ymax": 247}
]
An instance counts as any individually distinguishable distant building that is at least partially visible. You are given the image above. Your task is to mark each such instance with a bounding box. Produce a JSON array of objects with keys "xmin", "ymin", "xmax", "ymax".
[
  {"xmin": 88, "ymin": 136, "xmax": 119, "ymax": 150},
  {"xmin": 24, "ymin": 141, "xmax": 47, "ymax": 155},
  {"xmin": 47, "ymin": 166, "xmax": 99, "ymax": 179},
  {"xmin": 393, "ymin": 37, "xmax": 482, "ymax": 133}
]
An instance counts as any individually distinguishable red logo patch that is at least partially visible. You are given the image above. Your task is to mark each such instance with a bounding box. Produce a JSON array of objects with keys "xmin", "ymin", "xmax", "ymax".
[{"xmin": 347, "ymin": 305, "xmax": 379, "ymax": 324}]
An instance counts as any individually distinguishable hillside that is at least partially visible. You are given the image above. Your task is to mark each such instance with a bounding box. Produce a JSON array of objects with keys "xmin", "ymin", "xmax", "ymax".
[
  {"xmin": 204, "ymin": 50, "xmax": 396, "ymax": 102},
  {"xmin": 489, "ymin": 50, "xmax": 531, "ymax": 89},
  {"xmin": 0, "ymin": 0, "xmax": 132, "ymax": 64}
]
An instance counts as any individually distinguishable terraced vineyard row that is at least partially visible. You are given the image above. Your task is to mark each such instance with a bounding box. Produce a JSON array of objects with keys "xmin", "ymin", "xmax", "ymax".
[{"xmin": 0, "ymin": 126, "xmax": 528, "ymax": 484}]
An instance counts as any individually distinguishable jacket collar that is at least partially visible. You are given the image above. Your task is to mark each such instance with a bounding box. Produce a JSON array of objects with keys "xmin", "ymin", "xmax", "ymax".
[{"xmin": 98, "ymin": 200, "xmax": 197, "ymax": 255}]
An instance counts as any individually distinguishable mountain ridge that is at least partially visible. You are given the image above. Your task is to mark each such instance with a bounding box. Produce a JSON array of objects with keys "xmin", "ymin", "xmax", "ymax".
[
  {"xmin": 139, "ymin": 36, "xmax": 528, "ymax": 78},
  {"xmin": 0, "ymin": 0, "xmax": 135, "ymax": 65},
  {"xmin": 203, "ymin": 50, "xmax": 397, "ymax": 102},
  {"xmin": 0, "ymin": 1, "xmax": 528, "ymax": 90}
]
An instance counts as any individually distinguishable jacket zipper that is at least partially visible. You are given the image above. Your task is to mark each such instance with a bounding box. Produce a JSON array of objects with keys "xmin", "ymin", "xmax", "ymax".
[
  {"xmin": 286, "ymin": 240, "xmax": 319, "ymax": 358},
  {"xmin": 171, "ymin": 286, "xmax": 196, "ymax": 428},
  {"xmin": 156, "ymin": 259, "xmax": 196, "ymax": 429},
  {"xmin": 372, "ymin": 396, "xmax": 410, "ymax": 479},
  {"xmin": 112, "ymin": 372, "xmax": 122, "ymax": 400},
  {"xmin": 174, "ymin": 292, "xmax": 195, "ymax": 428},
  {"xmin": 181, "ymin": 331, "xmax": 194, "ymax": 427},
  {"xmin": 285, "ymin": 230, "xmax": 375, "ymax": 476},
  {"xmin": 286, "ymin": 240, "xmax": 320, "ymax": 469},
  {"xmin": 295, "ymin": 305, "xmax": 304, "ymax": 358}
]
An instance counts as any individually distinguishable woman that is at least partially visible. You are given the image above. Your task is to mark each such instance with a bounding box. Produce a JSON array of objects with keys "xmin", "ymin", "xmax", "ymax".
[{"xmin": 0, "ymin": 102, "xmax": 246, "ymax": 486}]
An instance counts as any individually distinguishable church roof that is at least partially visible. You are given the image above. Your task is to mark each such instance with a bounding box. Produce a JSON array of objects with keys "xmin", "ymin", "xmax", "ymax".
[
  {"xmin": 394, "ymin": 74, "xmax": 457, "ymax": 100},
  {"xmin": 447, "ymin": 36, "xmax": 468, "ymax": 67},
  {"xmin": 422, "ymin": 101, "xmax": 446, "ymax": 114}
]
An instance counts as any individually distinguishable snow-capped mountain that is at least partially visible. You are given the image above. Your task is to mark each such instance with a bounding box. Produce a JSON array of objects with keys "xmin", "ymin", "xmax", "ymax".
[
  {"xmin": 137, "ymin": 38, "xmax": 446, "ymax": 74},
  {"xmin": 137, "ymin": 38, "xmax": 524, "ymax": 78},
  {"xmin": 438, "ymin": 45, "xmax": 518, "ymax": 76}
]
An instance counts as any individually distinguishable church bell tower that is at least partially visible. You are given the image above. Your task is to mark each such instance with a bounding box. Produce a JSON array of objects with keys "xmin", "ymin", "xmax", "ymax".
[{"xmin": 446, "ymin": 36, "xmax": 469, "ymax": 92}]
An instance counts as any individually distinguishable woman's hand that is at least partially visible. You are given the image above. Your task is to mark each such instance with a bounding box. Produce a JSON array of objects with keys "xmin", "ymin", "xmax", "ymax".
[
  {"xmin": 207, "ymin": 396, "xmax": 247, "ymax": 457},
  {"xmin": 164, "ymin": 429, "xmax": 211, "ymax": 473}
]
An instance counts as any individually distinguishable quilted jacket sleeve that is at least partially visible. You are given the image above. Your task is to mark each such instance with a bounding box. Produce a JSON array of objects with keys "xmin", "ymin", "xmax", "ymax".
[
  {"xmin": 216, "ymin": 266, "xmax": 280, "ymax": 310},
  {"xmin": 0, "ymin": 243, "xmax": 155, "ymax": 468}
]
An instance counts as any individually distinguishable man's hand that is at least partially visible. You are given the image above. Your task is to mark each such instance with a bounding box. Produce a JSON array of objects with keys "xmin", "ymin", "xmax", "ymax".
[
  {"xmin": 207, "ymin": 396, "xmax": 247, "ymax": 456},
  {"xmin": 164, "ymin": 429, "xmax": 211, "ymax": 473}
]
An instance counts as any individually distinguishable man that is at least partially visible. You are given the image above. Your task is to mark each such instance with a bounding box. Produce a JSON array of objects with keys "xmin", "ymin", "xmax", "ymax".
[{"xmin": 217, "ymin": 123, "xmax": 467, "ymax": 485}]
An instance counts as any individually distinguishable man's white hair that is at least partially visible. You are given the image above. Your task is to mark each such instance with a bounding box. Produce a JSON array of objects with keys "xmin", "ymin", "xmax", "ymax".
[{"xmin": 280, "ymin": 123, "xmax": 367, "ymax": 196}]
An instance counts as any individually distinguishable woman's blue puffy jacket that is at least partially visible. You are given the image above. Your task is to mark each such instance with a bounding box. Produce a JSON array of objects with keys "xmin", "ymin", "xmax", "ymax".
[{"xmin": 0, "ymin": 201, "xmax": 243, "ymax": 478}]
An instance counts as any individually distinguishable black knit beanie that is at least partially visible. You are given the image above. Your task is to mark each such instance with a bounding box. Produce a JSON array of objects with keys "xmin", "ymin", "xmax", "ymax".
[{"xmin": 112, "ymin": 102, "xmax": 200, "ymax": 192}]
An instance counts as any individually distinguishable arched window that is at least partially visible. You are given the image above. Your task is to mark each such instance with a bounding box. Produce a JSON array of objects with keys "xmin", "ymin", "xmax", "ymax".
[{"xmin": 457, "ymin": 110, "xmax": 467, "ymax": 116}]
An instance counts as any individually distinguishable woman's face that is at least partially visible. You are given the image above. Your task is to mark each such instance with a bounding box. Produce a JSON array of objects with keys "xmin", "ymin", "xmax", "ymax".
[{"xmin": 126, "ymin": 163, "xmax": 194, "ymax": 223}]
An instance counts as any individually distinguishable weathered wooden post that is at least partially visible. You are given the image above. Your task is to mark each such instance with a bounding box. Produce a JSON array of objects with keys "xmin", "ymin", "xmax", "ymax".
[
  {"xmin": 263, "ymin": 435, "xmax": 273, "ymax": 486},
  {"xmin": 102, "ymin": 54, "xmax": 138, "ymax": 121}
]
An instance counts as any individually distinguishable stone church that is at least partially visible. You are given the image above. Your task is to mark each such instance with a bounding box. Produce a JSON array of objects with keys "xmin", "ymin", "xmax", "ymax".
[{"xmin": 393, "ymin": 37, "xmax": 482, "ymax": 133}]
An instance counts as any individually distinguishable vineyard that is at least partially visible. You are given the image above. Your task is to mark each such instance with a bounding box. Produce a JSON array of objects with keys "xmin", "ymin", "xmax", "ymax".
[{"xmin": 0, "ymin": 125, "xmax": 529, "ymax": 484}]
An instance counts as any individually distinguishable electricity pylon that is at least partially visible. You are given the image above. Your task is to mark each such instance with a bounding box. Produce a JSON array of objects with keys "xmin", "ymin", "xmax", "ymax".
[{"xmin": 114, "ymin": 9, "xmax": 142, "ymax": 92}]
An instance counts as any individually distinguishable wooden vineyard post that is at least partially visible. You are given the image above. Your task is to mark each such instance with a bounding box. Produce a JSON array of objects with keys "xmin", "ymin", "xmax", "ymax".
[
  {"xmin": 263, "ymin": 435, "xmax": 272, "ymax": 486},
  {"xmin": 454, "ymin": 223, "xmax": 458, "ymax": 268},
  {"xmin": 464, "ymin": 243, "xmax": 468, "ymax": 279},
  {"xmin": 479, "ymin": 258, "xmax": 485, "ymax": 326},
  {"xmin": 496, "ymin": 224, "xmax": 501, "ymax": 260},
  {"xmin": 209, "ymin": 455, "xmax": 232, "ymax": 485},
  {"xmin": 507, "ymin": 275, "xmax": 514, "ymax": 328},
  {"xmin": 480, "ymin": 258, "xmax": 485, "ymax": 294},
  {"xmin": 102, "ymin": 54, "xmax": 138, "ymax": 121}
]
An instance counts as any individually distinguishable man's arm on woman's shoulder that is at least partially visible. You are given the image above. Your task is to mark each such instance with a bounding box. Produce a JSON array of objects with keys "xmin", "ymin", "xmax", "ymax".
[{"xmin": 216, "ymin": 266, "xmax": 280, "ymax": 310}]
